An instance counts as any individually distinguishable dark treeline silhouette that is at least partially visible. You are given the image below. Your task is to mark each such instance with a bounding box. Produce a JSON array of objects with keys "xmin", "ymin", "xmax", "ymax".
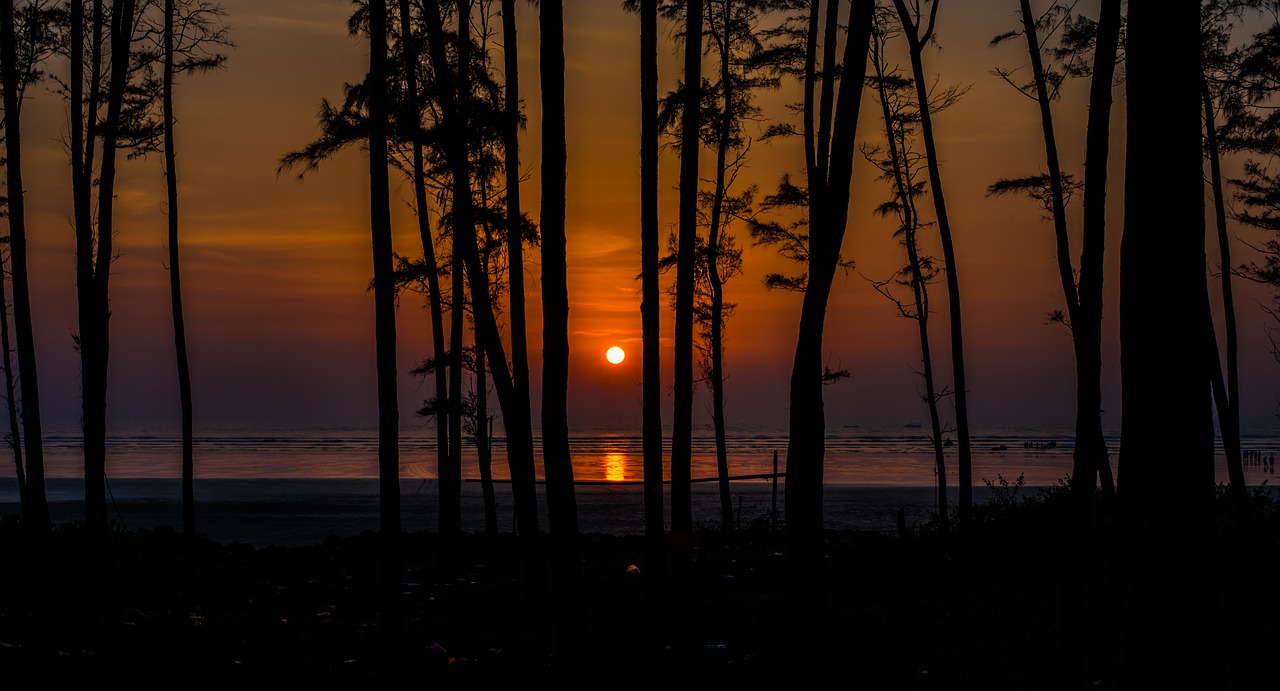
[{"xmin": 4, "ymin": 1, "xmax": 1280, "ymax": 686}]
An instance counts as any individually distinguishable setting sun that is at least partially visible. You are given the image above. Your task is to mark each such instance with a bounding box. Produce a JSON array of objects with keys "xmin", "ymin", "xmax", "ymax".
[{"xmin": 605, "ymin": 346, "xmax": 625, "ymax": 365}]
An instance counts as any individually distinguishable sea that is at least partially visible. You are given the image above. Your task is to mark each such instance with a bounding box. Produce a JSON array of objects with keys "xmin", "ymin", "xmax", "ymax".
[{"xmin": 2, "ymin": 422, "xmax": 1277, "ymax": 547}]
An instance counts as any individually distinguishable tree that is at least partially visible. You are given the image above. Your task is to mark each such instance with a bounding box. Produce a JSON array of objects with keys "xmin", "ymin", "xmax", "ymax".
[
  {"xmin": 1117, "ymin": 3, "xmax": 1222, "ymax": 684},
  {"xmin": 363, "ymin": 0, "xmax": 406, "ymax": 653},
  {"xmin": 158, "ymin": 0, "xmax": 230, "ymax": 552},
  {"xmin": 395, "ymin": 0, "xmax": 453, "ymax": 558},
  {"xmin": 421, "ymin": 0, "xmax": 546, "ymax": 599},
  {"xmin": 670, "ymin": 0, "xmax": 703, "ymax": 594},
  {"xmin": 657, "ymin": 0, "xmax": 777, "ymax": 534},
  {"xmin": 1202, "ymin": 0, "xmax": 1280, "ymax": 534},
  {"xmin": 282, "ymin": 0, "xmax": 520, "ymax": 565},
  {"xmin": 0, "ymin": 239, "xmax": 26, "ymax": 515},
  {"xmin": 632, "ymin": 0, "xmax": 667, "ymax": 626},
  {"xmin": 0, "ymin": 0, "xmax": 58, "ymax": 540},
  {"xmin": 538, "ymin": 0, "xmax": 589, "ymax": 664},
  {"xmin": 64, "ymin": 0, "xmax": 143, "ymax": 617},
  {"xmin": 891, "ymin": 0, "xmax": 973, "ymax": 528},
  {"xmin": 752, "ymin": 0, "xmax": 874, "ymax": 641},
  {"xmin": 500, "ymin": 0, "xmax": 533, "ymax": 556},
  {"xmin": 863, "ymin": 12, "xmax": 960, "ymax": 529},
  {"xmin": 987, "ymin": 0, "xmax": 1117, "ymax": 508}
]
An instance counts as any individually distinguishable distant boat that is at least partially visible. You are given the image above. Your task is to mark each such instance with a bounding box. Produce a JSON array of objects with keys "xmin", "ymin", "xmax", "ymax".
[{"xmin": 903, "ymin": 422, "xmax": 922, "ymax": 429}]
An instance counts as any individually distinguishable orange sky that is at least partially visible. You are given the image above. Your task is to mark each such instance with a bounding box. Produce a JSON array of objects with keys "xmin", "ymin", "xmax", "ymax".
[{"xmin": 10, "ymin": 0, "xmax": 1279, "ymax": 433}]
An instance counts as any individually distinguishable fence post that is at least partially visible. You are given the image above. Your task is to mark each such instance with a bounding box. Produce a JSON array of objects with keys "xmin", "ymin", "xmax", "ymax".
[{"xmin": 771, "ymin": 449, "xmax": 778, "ymax": 532}]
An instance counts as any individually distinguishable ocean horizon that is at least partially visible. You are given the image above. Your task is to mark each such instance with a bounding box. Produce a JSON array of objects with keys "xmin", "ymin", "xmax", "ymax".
[{"xmin": 3, "ymin": 422, "xmax": 1277, "ymax": 547}]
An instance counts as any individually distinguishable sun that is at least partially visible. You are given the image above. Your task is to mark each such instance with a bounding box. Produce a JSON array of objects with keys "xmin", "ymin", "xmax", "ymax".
[{"xmin": 605, "ymin": 346, "xmax": 625, "ymax": 365}]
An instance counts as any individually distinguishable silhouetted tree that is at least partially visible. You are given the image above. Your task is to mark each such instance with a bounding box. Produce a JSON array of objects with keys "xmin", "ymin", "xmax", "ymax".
[
  {"xmin": 669, "ymin": 0, "xmax": 704, "ymax": 594},
  {"xmin": 629, "ymin": 0, "xmax": 667, "ymax": 626},
  {"xmin": 158, "ymin": 0, "xmax": 230, "ymax": 551},
  {"xmin": 864, "ymin": 13, "xmax": 958, "ymax": 529},
  {"xmin": 394, "ymin": 0, "xmax": 453, "ymax": 557},
  {"xmin": 1117, "ymin": 3, "xmax": 1222, "ymax": 684},
  {"xmin": 0, "ymin": 0, "xmax": 56, "ymax": 540},
  {"xmin": 657, "ymin": 0, "xmax": 777, "ymax": 534},
  {"xmin": 62, "ymin": 0, "xmax": 145, "ymax": 617},
  {"xmin": 1201, "ymin": 0, "xmax": 1279, "ymax": 534},
  {"xmin": 500, "ymin": 0, "xmax": 534, "ymax": 555},
  {"xmin": 0, "ymin": 239, "xmax": 25, "ymax": 512},
  {"xmin": 282, "ymin": 0, "xmax": 519, "ymax": 564},
  {"xmin": 891, "ymin": 0, "xmax": 973, "ymax": 528},
  {"xmin": 363, "ymin": 0, "xmax": 406, "ymax": 654},
  {"xmin": 752, "ymin": 0, "xmax": 874, "ymax": 642},
  {"xmin": 987, "ymin": 0, "xmax": 1117, "ymax": 509},
  {"xmin": 421, "ymin": 0, "xmax": 546, "ymax": 598},
  {"xmin": 538, "ymin": 0, "xmax": 589, "ymax": 665}
]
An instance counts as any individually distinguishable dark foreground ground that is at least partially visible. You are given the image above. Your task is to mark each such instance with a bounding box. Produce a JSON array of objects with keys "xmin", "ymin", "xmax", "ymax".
[{"xmin": 2, "ymin": 486, "xmax": 1277, "ymax": 689}]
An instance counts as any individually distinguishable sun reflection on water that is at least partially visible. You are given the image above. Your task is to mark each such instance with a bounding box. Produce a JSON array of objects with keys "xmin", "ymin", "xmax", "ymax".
[{"xmin": 604, "ymin": 453, "xmax": 626, "ymax": 482}]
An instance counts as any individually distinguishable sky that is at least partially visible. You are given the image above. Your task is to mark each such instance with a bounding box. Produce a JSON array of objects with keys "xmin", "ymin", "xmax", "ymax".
[{"xmin": 9, "ymin": 0, "xmax": 1280, "ymax": 435}]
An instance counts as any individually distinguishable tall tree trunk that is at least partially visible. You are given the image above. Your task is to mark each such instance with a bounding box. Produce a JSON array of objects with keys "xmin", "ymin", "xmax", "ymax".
[
  {"xmin": 0, "ymin": 0, "xmax": 48, "ymax": 538},
  {"xmin": 707, "ymin": 0, "xmax": 733, "ymax": 536},
  {"xmin": 638, "ymin": 0, "xmax": 666, "ymax": 626},
  {"xmin": 786, "ymin": 0, "xmax": 874, "ymax": 642},
  {"xmin": 475, "ymin": 204, "xmax": 498, "ymax": 541},
  {"xmin": 1202, "ymin": 80, "xmax": 1249, "ymax": 535},
  {"xmin": 74, "ymin": 0, "xmax": 134, "ymax": 619},
  {"xmin": 365, "ymin": 0, "xmax": 405, "ymax": 654},
  {"xmin": 444, "ymin": 218, "xmax": 464, "ymax": 561},
  {"xmin": 421, "ymin": 0, "xmax": 546, "ymax": 600},
  {"xmin": 893, "ymin": 0, "xmax": 971, "ymax": 529},
  {"xmin": 1117, "ymin": 4, "xmax": 1221, "ymax": 684},
  {"xmin": 871, "ymin": 45, "xmax": 947, "ymax": 528},
  {"xmin": 163, "ymin": 0, "xmax": 197, "ymax": 549},
  {"xmin": 0, "ymin": 248, "xmax": 26, "ymax": 510},
  {"xmin": 476, "ymin": 343, "xmax": 497, "ymax": 541},
  {"xmin": 672, "ymin": 0, "xmax": 703, "ymax": 595},
  {"xmin": 539, "ymin": 0, "xmax": 587, "ymax": 663},
  {"xmin": 1058, "ymin": 0, "xmax": 1120, "ymax": 685},
  {"xmin": 500, "ymin": 0, "xmax": 532, "ymax": 547},
  {"xmin": 397, "ymin": 0, "xmax": 451, "ymax": 562}
]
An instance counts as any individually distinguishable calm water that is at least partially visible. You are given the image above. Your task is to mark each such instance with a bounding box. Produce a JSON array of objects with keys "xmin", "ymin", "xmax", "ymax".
[
  {"xmin": 6, "ymin": 422, "xmax": 1279, "ymax": 485},
  {"xmin": 2, "ymin": 423, "xmax": 1277, "ymax": 546}
]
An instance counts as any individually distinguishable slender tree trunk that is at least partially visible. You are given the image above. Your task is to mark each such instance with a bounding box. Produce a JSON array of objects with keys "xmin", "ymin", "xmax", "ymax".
[
  {"xmin": 1059, "ymin": 2, "xmax": 1120, "ymax": 683},
  {"xmin": 163, "ymin": 0, "xmax": 196, "ymax": 548},
  {"xmin": 871, "ymin": 47, "xmax": 947, "ymax": 528},
  {"xmin": 0, "ymin": 0, "xmax": 48, "ymax": 538},
  {"xmin": 476, "ymin": 179, "xmax": 500, "ymax": 543},
  {"xmin": 638, "ymin": 0, "xmax": 667, "ymax": 627},
  {"xmin": 476, "ymin": 344, "xmax": 497, "ymax": 541},
  {"xmin": 787, "ymin": 0, "xmax": 874, "ymax": 643},
  {"xmin": 893, "ymin": 0, "xmax": 972, "ymax": 528},
  {"xmin": 672, "ymin": 0, "xmax": 703, "ymax": 595},
  {"xmin": 500, "ymin": 0, "xmax": 532, "ymax": 547},
  {"xmin": 397, "ymin": 0, "xmax": 451, "ymax": 559},
  {"xmin": 539, "ymin": 0, "xmax": 587, "ymax": 663},
  {"xmin": 1202, "ymin": 80, "xmax": 1249, "ymax": 534},
  {"xmin": 707, "ymin": 0, "xmax": 733, "ymax": 536},
  {"xmin": 445, "ymin": 222, "xmax": 464, "ymax": 561},
  {"xmin": 0, "ymin": 249, "xmax": 26, "ymax": 509},
  {"xmin": 69, "ymin": 0, "xmax": 132, "ymax": 619},
  {"xmin": 422, "ymin": 0, "xmax": 546, "ymax": 599},
  {"xmin": 365, "ymin": 0, "xmax": 405, "ymax": 654},
  {"xmin": 1118, "ymin": 4, "xmax": 1221, "ymax": 684}
]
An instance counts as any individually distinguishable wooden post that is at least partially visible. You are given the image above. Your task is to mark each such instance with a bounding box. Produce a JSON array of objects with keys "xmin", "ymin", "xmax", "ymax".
[{"xmin": 771, "ymin": 450, "xmax": 778, "ymax": 532}]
